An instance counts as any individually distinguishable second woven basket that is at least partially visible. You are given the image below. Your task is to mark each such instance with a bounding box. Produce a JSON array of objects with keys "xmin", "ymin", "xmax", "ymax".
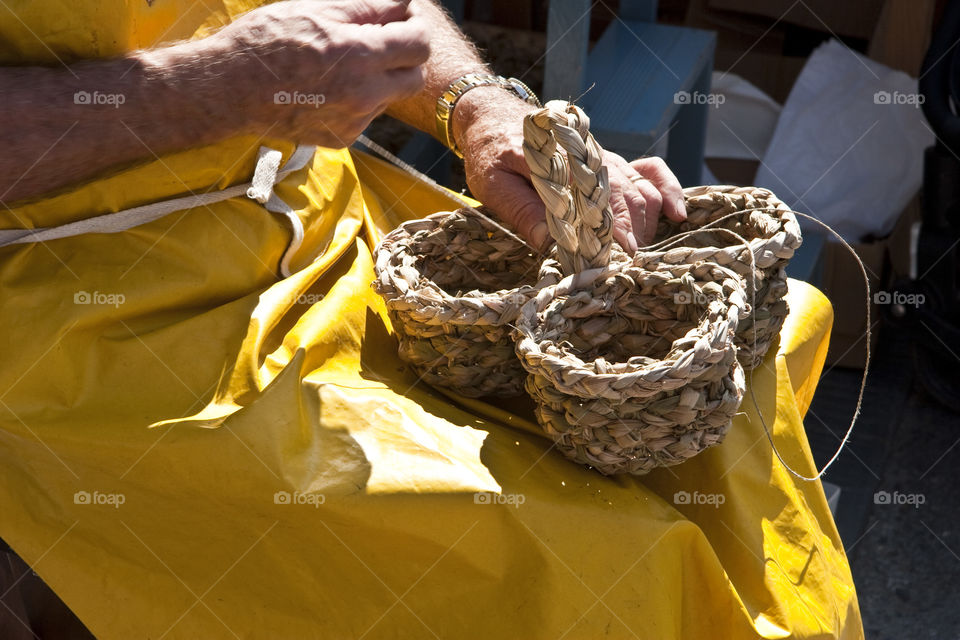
[
  {"xmin": 514, "ymin": 101, "xmax": 749, "ymax": 475},
  {"xmin": 650, "ymin": 185, "xmax": 802, "ymax": 369}
]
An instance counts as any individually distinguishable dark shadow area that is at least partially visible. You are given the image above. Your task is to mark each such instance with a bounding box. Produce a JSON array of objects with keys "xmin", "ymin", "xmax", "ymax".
[{"xmin": 805, "ymin": 324, "xmax": 960, "ymax": 639}]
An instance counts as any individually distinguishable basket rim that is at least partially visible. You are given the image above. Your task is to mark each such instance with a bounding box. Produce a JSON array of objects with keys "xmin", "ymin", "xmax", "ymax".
[
  {"xmin": 514, "ymin": 261, "xmax": 747, "ymax": 398},
  {"xmin": 648, "ymin": 185, "xmax": 803, "ymax": 266},
  {"xmin": 373, "ymin": 209, "xmax": 560, "ymax": 326}
]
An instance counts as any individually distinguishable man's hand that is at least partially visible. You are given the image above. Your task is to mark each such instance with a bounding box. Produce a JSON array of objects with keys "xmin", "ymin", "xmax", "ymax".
[
  {"xmin": 453, "ymin": 92, "xmax": 687, "ymax": 252},
  {"xmin": 180, "ymin": 0, "xmax": 431, "ymax": 147},
  {"xmin": 0, "ymin": 0, "xmax": 432, "ymax": 202}
]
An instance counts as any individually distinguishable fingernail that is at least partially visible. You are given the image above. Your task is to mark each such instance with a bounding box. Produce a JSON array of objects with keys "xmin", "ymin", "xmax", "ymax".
[
  {"xmin": 677, "ymin": 198, "xmax": 688, "ymax": 219},
  {"xmin": 626, "ymin": 231, "xmax": 639, "ymax": 253}
]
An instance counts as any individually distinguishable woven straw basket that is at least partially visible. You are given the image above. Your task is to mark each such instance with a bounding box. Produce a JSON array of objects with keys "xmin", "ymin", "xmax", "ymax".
[
  {"xmin": 650, "ymin": 186, "xmax": 802, "ymax": 369},
  {"xmin": 514, "ymin": 101, "xmax": 749, "ymax": 476},
  {"xmin": 373, "ymin": 207, "xmax": 560, "ymax": 397}
]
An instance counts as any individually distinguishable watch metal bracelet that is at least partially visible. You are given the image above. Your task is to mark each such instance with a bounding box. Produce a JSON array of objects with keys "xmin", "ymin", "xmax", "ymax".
[{"xmin": 435, "ymin": 73, "xmax": 541, "ymax": 158}]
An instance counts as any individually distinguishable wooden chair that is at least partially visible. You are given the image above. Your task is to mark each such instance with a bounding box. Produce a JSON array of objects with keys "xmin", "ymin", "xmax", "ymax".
[{"xmin": 543, "ymin": 0, "xmax": 715, "ymax": 186}]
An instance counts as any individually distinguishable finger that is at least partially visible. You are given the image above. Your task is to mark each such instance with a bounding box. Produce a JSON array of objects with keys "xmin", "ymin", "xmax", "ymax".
[
  {"xmin": 477, "ymin": 170, "xmax": 549, "ymax": 250},
  {"xmin": 630, "ymin": 156, "xmax": 686, "ymax": 222},
  {"xmin": 606, "ymin": 166, "xmax": 641, "ymax": 252},
  {"xmin": 634, "ymin": 178, "xmax": 668, "ymax": 244},
  {"xmin": 607, "ymin": 153, "xmax": 658, "ymax": 250},
  {"xmin": 343, "ymin": 0, "xmax": 413, "ymax": 25},
  {"xmin": 351, "ymin": 19, "xmax": 431, "ymax": 69},
  {"xmin": 614, "ymin": 160, "xmax": 664, "ymax": 245},
  {"xmin": 612, "ymin": 210, "xmax": 639, "ymax": 253}
]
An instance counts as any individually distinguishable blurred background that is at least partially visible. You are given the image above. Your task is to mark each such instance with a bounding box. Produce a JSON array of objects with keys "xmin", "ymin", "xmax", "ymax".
[{"xmin": 365, "ymin": 2, "xmax": 960, "ymax": 638}]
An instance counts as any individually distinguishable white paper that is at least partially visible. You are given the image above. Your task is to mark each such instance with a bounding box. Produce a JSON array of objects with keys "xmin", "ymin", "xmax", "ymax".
[
  {"xmin": 755, "ymin": 39, "xmax": 933, "ymax": 242},
  {"xmin": 705, "ymin": 72, "xmax": 782, "ymax": 161}
]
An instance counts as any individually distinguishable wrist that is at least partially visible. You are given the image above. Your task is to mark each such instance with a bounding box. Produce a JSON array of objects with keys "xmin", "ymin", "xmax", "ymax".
[
  {"xmin": 452, "ymin": 87, "xmax": 537, "ymax": 153},
  {"xmin": 450, "ymin": 82, "xmax": 539, "ymax": 153}
]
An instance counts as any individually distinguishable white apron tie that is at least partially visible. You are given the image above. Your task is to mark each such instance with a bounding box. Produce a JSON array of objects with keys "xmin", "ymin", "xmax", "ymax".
[{"xmin": 0, "ymin": 144, "xmax": 316, "ymax": 278}]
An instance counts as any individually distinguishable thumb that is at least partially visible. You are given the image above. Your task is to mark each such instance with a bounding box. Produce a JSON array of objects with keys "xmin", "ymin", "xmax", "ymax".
[
  {"xmin": 343, "ymin": 0, "xmax": 412, "ymax": 24},
  {"xmin": 474, "ymin": 170, "xmax": 549, "ymax": 251}
]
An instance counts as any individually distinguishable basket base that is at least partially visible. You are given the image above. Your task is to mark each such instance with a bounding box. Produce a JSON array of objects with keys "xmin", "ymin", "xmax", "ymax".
[{"xmin": 526, "ymin": 356, "xmax": 746, "ymax": 476}]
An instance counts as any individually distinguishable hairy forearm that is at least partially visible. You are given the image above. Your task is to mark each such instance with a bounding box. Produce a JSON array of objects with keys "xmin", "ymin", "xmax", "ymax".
[
  {"xmin": 0, "ymin": 0, "xmax": 474, "ymax": 206},
  {"xmin": 0, "ymin": 0, "xmax": 433, "ymax": 206},
  {"xmin": 385, "ymin": 0, "xmax": 497, "ymax": 143},
  {"xmin": 0, "ymin": 41, "xmax": 244, "ymax": 205}
]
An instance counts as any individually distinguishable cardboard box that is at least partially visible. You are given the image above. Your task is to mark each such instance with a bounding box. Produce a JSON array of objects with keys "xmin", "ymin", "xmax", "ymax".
[
  {"xmin": 820, "ymin": 236, "xmax": 884, "ymax": 369},
  {"xmin": 685, "ymin": 0, "xmax": 786, "ymax": 54},
  {"xmin": 705, "ymin": 158, "xmax": 759, "ymax": 186},
  {"xmin": 819, "ymin": 195, "xmax": 921, "ymax": 369},
  {"xmin": 868, "ymin": 0, "xmax": 935, "ymax": 78},
  {"xmin": 708, "ymin": 0, "xmax": 884, "ymax": 40},
  {"xmin": 713, "ymin": 48, "xmax": 806, "ymax": 104},
  {"xmin": 682, "ymin": 0, "xmax": 806, "ymax": 103}
]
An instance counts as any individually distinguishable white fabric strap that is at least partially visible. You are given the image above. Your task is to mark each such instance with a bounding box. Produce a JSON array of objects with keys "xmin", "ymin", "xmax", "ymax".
[
  {"xmin": 0, "ymin": 144, "xmax": 316, "ymax": 277},
  {"xmin": 249, "ymin": 144, "xmax": 315, "ymax": 277},
  {"xmin": 246, "ymin": 147, "xmax": 284, "ymax": 205}
]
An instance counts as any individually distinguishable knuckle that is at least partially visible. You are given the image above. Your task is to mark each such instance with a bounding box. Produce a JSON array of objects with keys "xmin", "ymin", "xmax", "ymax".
[
  {"xmin": 514, "ymin": 205, "xmax": 546, "ymax": 237},
  {"xmin": 613, "ymin": 213, "xmax": 633, "ymax": 233},
  {"xmin": 644, "ymin": 186, "xmax": 663, "ymax": 211},
  {"xmin": 406, "ymin": 67, "xmax": 427, "ymax": 92},
  {"xmin": 410, "ymin": 37, "xmax": 431, "ymax": 63},
  {"xmin": 320, "ymin": 33, "xmax": 355, "ymax": 62},
  {"xmin": 408, "ymin": 22, "xmax": 431, "ymax": 49},
  {"xmin": 610, "ymin": 192, "xmax": 633, "ymax": 217},
  {"xmin": 604, "ymin": 149, "xmax": 628, "ymax": 165},
  {"xmin": 644, "ymin": 156, "xmax": 669, "ymax": 172}
]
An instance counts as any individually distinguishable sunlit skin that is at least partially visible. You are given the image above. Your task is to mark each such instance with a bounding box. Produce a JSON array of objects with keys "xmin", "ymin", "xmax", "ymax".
[{"xmin": 0, "ymin": 0, "xmax": 686, "ymax": 248}]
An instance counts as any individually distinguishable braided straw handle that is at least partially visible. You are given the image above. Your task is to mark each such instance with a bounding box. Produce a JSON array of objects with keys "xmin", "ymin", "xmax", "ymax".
[{"xmin": 522, "ymin": 100, "xmax": 615, "ymax": 275}]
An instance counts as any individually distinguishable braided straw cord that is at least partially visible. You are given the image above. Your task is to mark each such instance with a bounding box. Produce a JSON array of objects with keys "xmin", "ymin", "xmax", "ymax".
[
  {"xmin": 523, "ymin": 101, "xmax": 615, "ymax": 275},
  {"xmin": 371, "ymin": 100, "xmax": 624, "ymax": 398},
  {"xmin": 511, "ymin": 100, "xmax": 753, "ymax": 475}
]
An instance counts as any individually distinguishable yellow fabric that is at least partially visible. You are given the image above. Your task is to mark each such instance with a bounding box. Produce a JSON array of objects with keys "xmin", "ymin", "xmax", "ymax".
[{"xmin": 0, "ymin": 3, "xmax": 862, "ymax": 639}]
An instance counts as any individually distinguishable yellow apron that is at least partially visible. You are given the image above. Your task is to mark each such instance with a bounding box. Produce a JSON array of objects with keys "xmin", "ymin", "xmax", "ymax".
[{"xmin": 0, "ymin": 2, "xmax": 863, "ymax": 638}]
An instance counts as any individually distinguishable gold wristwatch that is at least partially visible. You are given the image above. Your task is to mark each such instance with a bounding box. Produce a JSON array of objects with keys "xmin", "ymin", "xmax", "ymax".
[{"xmin": 435, "ymin": 73, "xmax": 541, "ymax": 158}]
